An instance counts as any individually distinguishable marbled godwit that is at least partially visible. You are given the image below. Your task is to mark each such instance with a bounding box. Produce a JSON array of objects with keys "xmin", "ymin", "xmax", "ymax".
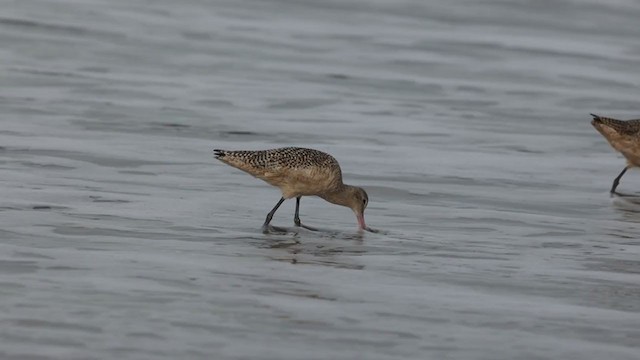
[
  {"xmin": 213, "ymin": 147, "xmax": 370, "ymax": 233},
  {"xmin": 591, "ymin": 113, "xmax": 640, "ymax": 193}
]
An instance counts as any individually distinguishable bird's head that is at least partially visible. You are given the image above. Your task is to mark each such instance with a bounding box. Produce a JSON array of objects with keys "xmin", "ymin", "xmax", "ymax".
[{"xmin": 347, "ymin": 186, "xmax": 369, "ymax": 230}]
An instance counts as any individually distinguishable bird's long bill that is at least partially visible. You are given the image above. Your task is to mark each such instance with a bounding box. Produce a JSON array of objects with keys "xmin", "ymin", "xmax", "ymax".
[{"xmin": 356, "ymin": 213, "xmax": 366, "ymax": 230}]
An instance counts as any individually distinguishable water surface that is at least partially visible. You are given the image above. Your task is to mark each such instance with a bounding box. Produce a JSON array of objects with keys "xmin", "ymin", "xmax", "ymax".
[{"xmin": 1, "ymin": 0, "xmax": 640, "ymax": 359}]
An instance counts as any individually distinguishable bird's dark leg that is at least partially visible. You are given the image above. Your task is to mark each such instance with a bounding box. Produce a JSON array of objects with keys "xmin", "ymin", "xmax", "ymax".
[
  {"xmin": 611, "ymin": 166, "xmax": 629, "ymax": 194},
  {"xmin": 293, "ymin": 196, "xmax": 317, "ymax": 231},
  {"xmin": 294, "ymin": 197, "xmax": 302, "ymax": 226},
  {"xmin": 262, "ymin": 197, "xmax": 286, "ymax": 233}
]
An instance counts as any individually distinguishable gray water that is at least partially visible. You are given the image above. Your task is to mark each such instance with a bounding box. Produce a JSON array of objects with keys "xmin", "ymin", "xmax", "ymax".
[{"xmin": 1, "ymin": 0, "xmax": 640, "ymax": 359}]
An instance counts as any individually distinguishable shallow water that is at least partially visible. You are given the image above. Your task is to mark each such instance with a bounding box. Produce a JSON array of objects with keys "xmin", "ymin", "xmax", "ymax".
[{"xmin": 1, "ymin": 0, "xmax": 640, "ymax": 359}]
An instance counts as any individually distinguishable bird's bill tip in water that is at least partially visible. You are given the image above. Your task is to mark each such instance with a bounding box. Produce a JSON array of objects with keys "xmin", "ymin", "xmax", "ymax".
[{"xmin": 356, "ymin": 213, "xmax": 366, "ymax": 230}]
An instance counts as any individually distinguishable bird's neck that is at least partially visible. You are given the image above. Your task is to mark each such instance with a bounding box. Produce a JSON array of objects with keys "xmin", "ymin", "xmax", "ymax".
[{"xmin": 320, "ymin": 184, "xmax": 355, "ymax": 208}]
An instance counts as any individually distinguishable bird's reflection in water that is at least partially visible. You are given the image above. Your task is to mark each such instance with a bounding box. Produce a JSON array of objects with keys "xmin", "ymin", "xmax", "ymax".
[
  {"xmin": 609, "ymin": 193, "xmax": 640, "ymax": 241},
  {"xmin": 256, "ymin": 227, "xmax": 369, "ymax": 270},
  {"xmin": 611, "ymin": 192, "xmax": 640, "ymax": 216}
]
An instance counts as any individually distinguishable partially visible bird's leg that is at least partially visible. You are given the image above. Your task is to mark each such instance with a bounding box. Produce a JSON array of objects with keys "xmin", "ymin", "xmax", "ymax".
[
  {"xmin": 262, "ymin": 197, "xmax": 287, "ymax": 233},
  {"xmin": 611, "ymin": 166, "xmax": 629, "ymax": 194},
  {"xmin": 294, "ymin": 197, "xmax": 302, "ymax": 226},
  {"xmin": 294, "ymin": 197, "xmax": 317, "ymax": 231}
]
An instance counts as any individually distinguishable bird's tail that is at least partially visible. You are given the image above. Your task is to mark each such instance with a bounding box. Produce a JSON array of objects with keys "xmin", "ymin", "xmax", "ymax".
[
  {"xmin": 591, "ymin": 113, "xmax": 611, "ymax": 124},
  {"xmin": 590, "ymin": 113, "xmax": 628, "ymax": 133},
  {"xmin": 213, "ymin": 149, "xmax": 226, "ymax": 159},
  {"xmin": 213, "ymin": 149, "xmax": 267, "ymax": 176}
]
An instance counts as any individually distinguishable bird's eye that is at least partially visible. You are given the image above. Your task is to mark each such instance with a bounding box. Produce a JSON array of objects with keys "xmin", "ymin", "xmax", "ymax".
[{"xmin": 363, "ymin": 199, "xmax": 367, "ymax": 205}]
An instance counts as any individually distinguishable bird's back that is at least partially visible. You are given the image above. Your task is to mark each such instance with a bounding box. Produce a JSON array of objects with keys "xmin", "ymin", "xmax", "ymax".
[
  {"xmin": 214, "ymin": 147, "xmax": 344, "ymax": 197},
  {"xmin": 592, "ymin": 114, "xmax": 640, "ymax": 166}
]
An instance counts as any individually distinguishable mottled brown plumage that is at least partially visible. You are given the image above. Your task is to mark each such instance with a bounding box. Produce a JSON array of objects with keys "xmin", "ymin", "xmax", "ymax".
[
  {"xmin": 214, "ymin": 147, "xmax": 370, "ymax": 232},
  {"xmin": 591, "ymin": 113, "xmax": 640, "ymax": 193}
]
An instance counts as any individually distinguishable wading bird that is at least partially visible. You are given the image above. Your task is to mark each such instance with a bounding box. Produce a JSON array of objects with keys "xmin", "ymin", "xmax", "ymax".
[
  {"xmin": 591, "ymin": 113, "xmax": 640, "ymax": 193},
  {"xmin": 214, "ymin": 147, "xmax": 371, "ymax": 233}
]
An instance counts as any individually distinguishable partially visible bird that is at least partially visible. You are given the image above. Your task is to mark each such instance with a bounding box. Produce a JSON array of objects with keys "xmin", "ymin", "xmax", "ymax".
[
  {"xmin": 591, "ymin": 113, "xmax": 640, "ymax": 193},
  {"xmin": 213, "ymin": 147, "xmax": 370, "ymax": 233}
]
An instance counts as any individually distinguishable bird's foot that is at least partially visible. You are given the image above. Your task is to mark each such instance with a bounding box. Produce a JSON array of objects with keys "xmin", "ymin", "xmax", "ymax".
[
  {"xmin": 294, "ymin": 220, "xmax": 317, "ymax": 231},
  {"xmin": 611, "ymin": 191, "xmax": 638, "ymax": 198},
  {"xmin": 362, "ymin": 226, "xmax": 380, "ymax": 233},
  {"xmin": 610, "ymin": 189, "xmax": 624, "ymax": 197},
  {"xmin": 262, "ymin": 224, "xmax": 289, "ymax": 234}
]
